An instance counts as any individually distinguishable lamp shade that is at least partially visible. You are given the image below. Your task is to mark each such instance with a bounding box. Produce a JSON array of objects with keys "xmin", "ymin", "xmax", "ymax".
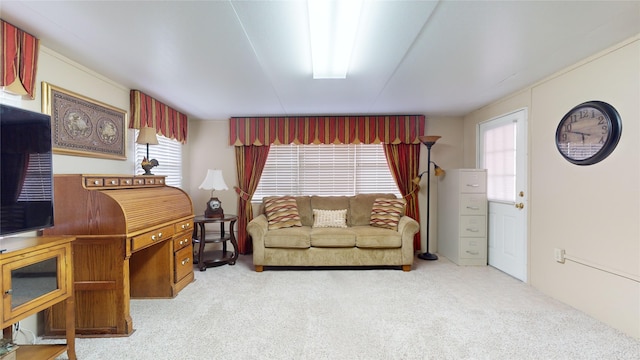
[
  {"xmin": 198, "ymin": 169, "xmax": 229, "ymax": 191},
  {"xmin": 418, "ymin": 135, "xmax": 441, "ymax": 146},
  {"xmin": 136, "ymin": 127, "xmax": 159, "ymax": 145}
]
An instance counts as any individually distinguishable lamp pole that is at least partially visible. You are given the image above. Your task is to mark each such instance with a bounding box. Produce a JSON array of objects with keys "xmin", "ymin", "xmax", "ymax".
[{"xmin": 418, "ymin": 136, "xmax": 440, "ymax": 261}]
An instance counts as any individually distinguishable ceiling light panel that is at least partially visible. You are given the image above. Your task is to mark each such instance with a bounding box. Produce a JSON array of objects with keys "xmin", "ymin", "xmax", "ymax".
[{"xmin": 308, "ymin": 0, "xmax": 363, "ymax": 79}]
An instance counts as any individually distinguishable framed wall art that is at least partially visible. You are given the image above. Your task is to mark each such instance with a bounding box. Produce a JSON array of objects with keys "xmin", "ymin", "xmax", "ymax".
[{"xmin": 42, "ymin": 82, "xmax": 127, "ymax": 160}]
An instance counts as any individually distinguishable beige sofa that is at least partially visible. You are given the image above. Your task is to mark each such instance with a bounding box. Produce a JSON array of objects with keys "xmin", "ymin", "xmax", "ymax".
[{"xmin": 247, "ymin": 193, "xmax": 420, "ymax": 272}]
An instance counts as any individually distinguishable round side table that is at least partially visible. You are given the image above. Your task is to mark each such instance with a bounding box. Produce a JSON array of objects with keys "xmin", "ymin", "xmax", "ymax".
[{"xmin": 192, "ymin": 214, "xmax": 238, "ymax": 271}]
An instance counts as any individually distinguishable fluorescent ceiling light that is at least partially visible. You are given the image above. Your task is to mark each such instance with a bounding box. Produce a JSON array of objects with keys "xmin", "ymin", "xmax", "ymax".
[{"xmin": 308, "ymin": 0, "xmax": 363, "ymax": 79}]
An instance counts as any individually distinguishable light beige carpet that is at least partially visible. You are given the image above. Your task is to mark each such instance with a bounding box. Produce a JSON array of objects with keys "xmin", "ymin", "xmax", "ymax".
[{"xmin": 50, "ymin": 254, "xmax": 638, "ymax": 359}]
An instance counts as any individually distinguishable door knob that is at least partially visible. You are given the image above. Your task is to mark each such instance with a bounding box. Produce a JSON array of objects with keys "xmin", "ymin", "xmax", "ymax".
[{"xmin": 515, "ymin": 203, "xmax": 524, "ymax": 209}]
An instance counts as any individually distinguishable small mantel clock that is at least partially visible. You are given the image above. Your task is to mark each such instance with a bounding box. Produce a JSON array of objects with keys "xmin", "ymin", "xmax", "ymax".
[{"xmin": 205, "ymin": 197, "xmax": 224, "ymax": 218}]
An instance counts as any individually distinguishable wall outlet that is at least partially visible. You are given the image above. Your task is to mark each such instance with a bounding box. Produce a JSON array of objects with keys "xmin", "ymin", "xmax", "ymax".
[{"xmin": 554, "ymin": 248, "xmax": 565, "ymax": 263}]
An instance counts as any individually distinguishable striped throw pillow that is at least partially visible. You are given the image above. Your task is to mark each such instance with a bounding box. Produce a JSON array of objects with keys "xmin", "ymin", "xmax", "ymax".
[
  {"xmin": 264, "ymin": 196, "xmax": 303, "ymax": 230},
  {"xmin": 370, "ymin": 198, "xmax": 406, "ymax": 230}
]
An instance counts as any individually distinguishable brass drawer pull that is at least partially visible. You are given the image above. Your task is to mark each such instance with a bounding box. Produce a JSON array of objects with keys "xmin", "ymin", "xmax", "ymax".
[{"xmin": 181, "ymin": 257, "xmax": 190, "ymax": 265}]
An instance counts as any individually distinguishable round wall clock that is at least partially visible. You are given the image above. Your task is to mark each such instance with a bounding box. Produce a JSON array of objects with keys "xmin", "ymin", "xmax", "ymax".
[{"xmin": 555, "ymin": 100, "xmax": 622, "ymax": 165}]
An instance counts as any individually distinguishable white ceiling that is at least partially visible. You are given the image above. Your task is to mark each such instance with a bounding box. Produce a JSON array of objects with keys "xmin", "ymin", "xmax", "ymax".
[{"xmin": 1, "ymin": 1, "xmax": 639, "ymax": 121}]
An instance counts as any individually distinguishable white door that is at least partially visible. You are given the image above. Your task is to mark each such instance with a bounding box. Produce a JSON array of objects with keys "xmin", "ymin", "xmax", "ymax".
[{"xmin": 478, "ymin": 109, "xmax": 528, "ymax": 281}]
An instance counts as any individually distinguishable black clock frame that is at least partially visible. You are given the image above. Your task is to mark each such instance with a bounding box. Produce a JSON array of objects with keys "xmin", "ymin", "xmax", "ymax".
[{"xmin": 555, "ymin": 100, "xmax": 622, "ymax": 166}]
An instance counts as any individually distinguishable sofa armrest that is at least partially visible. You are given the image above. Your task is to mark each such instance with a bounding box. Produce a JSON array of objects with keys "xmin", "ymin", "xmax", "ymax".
[
  {"xmin": 397, "ymin": 216, "xmax": 420, "ymax": 265},
  {"xmin": 247, "ymin": 214, "xmax": 268, "ymax": 266}
]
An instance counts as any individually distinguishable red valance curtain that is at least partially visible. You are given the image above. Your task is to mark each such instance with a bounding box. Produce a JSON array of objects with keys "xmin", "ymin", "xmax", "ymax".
[
  {"xmin": 129, "ymin": 90, "xmax": 188, "ymax": 143},
  {"xmin": 0, "ymin": 20, "xmax": 39, "ymax": 99},
  {"xmin": 229, "ymin": 115, "xmax": 424, "ymax": 146}
]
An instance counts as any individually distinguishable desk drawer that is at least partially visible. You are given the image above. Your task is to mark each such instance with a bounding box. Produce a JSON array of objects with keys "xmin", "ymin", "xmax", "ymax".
[
  {"xmin": 173, "ymin": 233, "xmax": 192, "ymax": 251},
  {"xmin": 174, "ymin": 219, "xmax": 193, "ymax": 234},
  {"xmin": 131, "ymin": 225, "xmax": 175, "ymax": 252},
  {"xmin": 174, "ymin": 245, "xmax": 193, "ymax": 282}
]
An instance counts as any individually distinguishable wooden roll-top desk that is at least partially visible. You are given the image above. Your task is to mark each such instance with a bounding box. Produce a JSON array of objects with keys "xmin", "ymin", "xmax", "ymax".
[{"xmin": 43, "ymin": 174, "xmax": 194, "ymax": 337}]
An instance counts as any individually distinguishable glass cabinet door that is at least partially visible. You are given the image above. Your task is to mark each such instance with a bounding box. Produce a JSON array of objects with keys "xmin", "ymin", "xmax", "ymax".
[{"xmin": 2, "ymin": 247, "xmax": 66, "ymax": 323}]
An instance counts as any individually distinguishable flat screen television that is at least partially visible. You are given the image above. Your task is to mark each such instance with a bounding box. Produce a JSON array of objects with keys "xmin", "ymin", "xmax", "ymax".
[{"xmin": 0, "ymin": 103, "xmax": 54, "ymax": 236}]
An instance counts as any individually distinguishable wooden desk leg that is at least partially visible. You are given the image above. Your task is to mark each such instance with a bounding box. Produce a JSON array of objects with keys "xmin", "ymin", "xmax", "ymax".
[{"xmin": 66, "ymin": 294, "xmax": 77, "ymax": 360}]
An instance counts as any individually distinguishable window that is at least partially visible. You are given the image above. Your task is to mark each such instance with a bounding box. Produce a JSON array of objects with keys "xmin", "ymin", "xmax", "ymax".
[
  {"xmin": 481, "ymin": 121, "xmax": 516, "ymax": 202},
  {"xmin": 134, "ymin": 130, "xmax": 183, "ymax": 188},
  {"xmin": 252, "ymin": 144, "xmax": 400, "ymax": 201}
]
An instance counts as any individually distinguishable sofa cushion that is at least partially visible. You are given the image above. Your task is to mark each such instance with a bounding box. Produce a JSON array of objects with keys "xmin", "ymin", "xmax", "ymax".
[
  {"xmin": 351, "ymin": 226, "xmax": 402, "ymax": 248},
  {"xmin": 310, "ymin": 227, "xmax": 356, "ymax": 247},
  {"xmin": 294, "ymin": 196, "xmax": 313, "ymax": 226},
  {"xmin": 264, "ymin": 226, "xmax": 311, "ymax": 248},
  {"xmin": 349, "ymin": 193, "xmax": 397, "ymax": 226},
  {"xmin": 264, "ymin": 196, "xmax": 303, "ymax": 230},
  {"xmin": 313, "ymin": 209, "xmax": 348, "ymax": 228},
  {"xmin": 370, "ymin": 198, "xmax": 406, "ymax": 230}
]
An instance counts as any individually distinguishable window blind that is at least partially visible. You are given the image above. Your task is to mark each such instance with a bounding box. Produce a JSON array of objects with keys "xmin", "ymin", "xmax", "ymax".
[
  {"xmin": 17, "ymin": 153, "xmax": 52, "ymax": 201},
  {"xmin": 134, "ymin": 130, "xmax": 183, "ymax": 188},
  {"xmin": 253, "ymin": 144, "xmax": 400, "ymax": 201}
]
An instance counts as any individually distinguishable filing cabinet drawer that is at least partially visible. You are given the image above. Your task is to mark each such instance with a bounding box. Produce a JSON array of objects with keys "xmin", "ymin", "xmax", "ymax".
[
  {"xmin": 459, "ymin": 216, "xmax": 486, "ymax": 237},
  {"xmin": 459, "ymin": 238, "xmax": 487, "ymax": 260},
  {"xmin": 459, "ymin": 194, "xmax": 487, "ymax": 215},
  {"xmin": 458, "ymin": 171, "xmax": 487, "ymax": 193}
]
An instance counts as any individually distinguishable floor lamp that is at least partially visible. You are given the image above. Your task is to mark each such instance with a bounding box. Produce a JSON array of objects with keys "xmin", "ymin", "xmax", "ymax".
[{"xmin": 417, "ymin": 135, "xmax": 445, "ymax": 261}]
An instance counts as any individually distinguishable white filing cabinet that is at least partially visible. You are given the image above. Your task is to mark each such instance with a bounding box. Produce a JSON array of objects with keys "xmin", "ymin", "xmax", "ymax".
[{"xmin": 437, "ymin": 169, "xmax": 487, "ymax": 265}]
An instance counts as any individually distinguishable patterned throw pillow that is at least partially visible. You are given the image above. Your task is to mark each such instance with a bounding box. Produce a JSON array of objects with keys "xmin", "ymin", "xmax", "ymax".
[
  {"xmin": 264, "ymin": 196, "xmax": 303, "ymax": 230},
  {"xmin": 370, "ymin": 198, "xmax": 406, "ymax": 230},
  {"xmin": 313, "ymin": 209, "xmax": 348, "ymax": 228}
]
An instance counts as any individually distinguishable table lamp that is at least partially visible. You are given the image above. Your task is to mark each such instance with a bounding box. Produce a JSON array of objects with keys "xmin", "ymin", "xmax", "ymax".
[
  {"xmin": 198, "ymin": 169, "xmax": 229, "ymax": 218},
  {"xmin": 136, "ymin": 127, "xmax": 159, "ymax": 175}
]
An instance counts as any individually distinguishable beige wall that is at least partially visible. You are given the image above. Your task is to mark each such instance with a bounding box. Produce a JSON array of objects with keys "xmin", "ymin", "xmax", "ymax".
[
  {"xmin": 33, "ymin": 47, "xmax": 135, "ymax": 174},
  {"xmin": 418, "ymin": 117, "xmax": 464, "ymax": 254},
  {"xmin": 187, "ymin": 120, "xmax": 238, "ymax": 217},
  {"xmin": 462, "ymin": 36, "xmax": 640, "ymax": 338}
]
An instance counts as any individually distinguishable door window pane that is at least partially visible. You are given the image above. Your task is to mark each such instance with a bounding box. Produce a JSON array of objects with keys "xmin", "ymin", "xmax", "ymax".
[{"xmin": 482, "ymin": 122, "xmax": 516, "ymax": 202}]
